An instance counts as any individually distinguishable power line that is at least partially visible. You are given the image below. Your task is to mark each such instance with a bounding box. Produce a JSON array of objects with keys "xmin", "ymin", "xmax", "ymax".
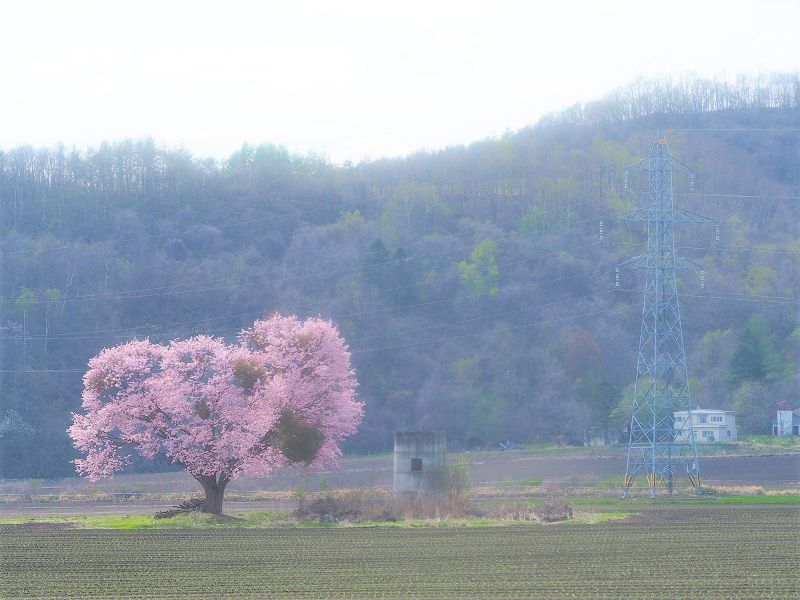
[
  {"xmin": 345, "ymin": 290, "xmax": 612, "ymax": 348},
  {"xmin": 665, "ymin": 128, "xmax": 800, "ymax": 132},
  {"xmin": 3, "ymin": 292, "xmax": 619, "ymax": 369},
  {"xmin": 681, "ymin": 292, "xmax": 796, "ymax": 305},
  {"xmin": 1, "ymin": 197, "xmax": 324, "ymax": 256},
  {"xmin": 5, "ymin": 205, "xmax": 794, "ymax": 308},
  {"xmin": 5, "ymin": 230, "xmax": 794, "ymax": 340},
  {"xmin": 693, "ymin": 288, "xmax": 794, "ymax": 301},
  {"xmin": 3, "ymin": 288, "xmax": 792, "ymax": 372},
  {"xmin": 612, "ymin": 288, "xmax": 796, "ymax": 303},
  {"xmin": 351, "ymin": 305, "xmax": 621, "ymax": 355},
  {"xmin": 677, "ymin": 243, "xmax": 799, "ymax": 255},
  {"xmin": 675, "ymin": 192, "xmax": 800, "ymax": 201},
  {"xmin": 603, "ymin": 239, "xmax": 800, "ymax": 255},
  {"xmin": 4, "ymin": 266, "xmax": 614, "ymax": 341},
  {"xmin": 1, "ymin": 192, "xmax": 601, "ymax": 260},
  {"xmin": 0, "ymin": 215, "xmax": 608, "ymax": 305},
  {"xmin": 5, "ymin": 276, "xmax": 794, "ymax": 344}
]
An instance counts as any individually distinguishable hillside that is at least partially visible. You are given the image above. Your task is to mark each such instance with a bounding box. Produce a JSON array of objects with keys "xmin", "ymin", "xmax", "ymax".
[{"xmin": 1, "ymin": 75, "xmax": 798, "ymax": 477}]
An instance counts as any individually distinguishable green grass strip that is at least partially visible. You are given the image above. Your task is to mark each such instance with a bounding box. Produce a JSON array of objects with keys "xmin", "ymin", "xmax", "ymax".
[{"xmin": 573, "ymin": 494, "xmax": 800, "ymax": 506}]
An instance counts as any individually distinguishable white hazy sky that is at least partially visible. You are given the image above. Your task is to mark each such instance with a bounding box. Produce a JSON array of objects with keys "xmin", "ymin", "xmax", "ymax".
[{"xmin": 0, "ymin": 0, "xmax": 797, "ymax": 163}]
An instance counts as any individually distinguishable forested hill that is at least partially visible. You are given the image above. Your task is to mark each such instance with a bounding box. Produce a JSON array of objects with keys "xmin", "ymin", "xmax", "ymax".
[{"xmin": 1, "ymin": 75, "xmax": 798, "ymax": 478}]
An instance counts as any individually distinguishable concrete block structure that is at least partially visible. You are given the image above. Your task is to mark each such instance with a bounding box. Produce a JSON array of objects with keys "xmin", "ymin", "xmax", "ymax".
[{"xmin": 393, "ymin": 431, "xmax": 447, "ymax": 493}]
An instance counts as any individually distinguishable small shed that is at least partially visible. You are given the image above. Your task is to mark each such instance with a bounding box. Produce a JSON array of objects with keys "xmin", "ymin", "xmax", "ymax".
[
  {"xmin": 584, "ymin": 427, "xmax": 624, "ymax": 447},
  {"xmin": 393, "ymin": 431, "xmax": 447, "ymax": 493},
  {"xmin": 773, "ymin": 409, "xmax": 800, "ymax": 436}
]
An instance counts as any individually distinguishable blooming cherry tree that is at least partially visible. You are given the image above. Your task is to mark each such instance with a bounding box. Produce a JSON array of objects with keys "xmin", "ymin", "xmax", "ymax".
[{"xmin": 69, "ymin": 314, "xmax": 362, "ymax": 513}]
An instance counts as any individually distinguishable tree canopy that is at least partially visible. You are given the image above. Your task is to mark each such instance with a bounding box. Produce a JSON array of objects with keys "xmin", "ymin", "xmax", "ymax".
[{"xmin": 68, "ymin": 314, "xmax": 362, "ymax": 512}]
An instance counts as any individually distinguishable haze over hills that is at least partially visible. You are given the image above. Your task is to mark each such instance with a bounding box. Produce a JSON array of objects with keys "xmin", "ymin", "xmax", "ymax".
[{"xmin": 0, "ymin": 74, "xmax": 798, "ymax": 478}]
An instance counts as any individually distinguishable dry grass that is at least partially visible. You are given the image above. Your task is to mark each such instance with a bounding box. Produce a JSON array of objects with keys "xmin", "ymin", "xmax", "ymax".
[
  {"xmin": 485, "ymin": 500, "xmax": 538, "ymax": 521},
  {"xmin": 295, "ymin": 489, "xmax": 473, "ymax": 522},
  {"xmin": 482, "ymin": 494, "xmax": 575, "ymax": 523},
  {"xmin": 470, "ymin": 485, "xmax": 549, "ymax": 498},
  {"xmin": 701, "ymin": 484, "xmax": 766, "ymax": 496},
  {"xmin": 765, "ymin": 488, "xmax": 800, "ymax": 496}
]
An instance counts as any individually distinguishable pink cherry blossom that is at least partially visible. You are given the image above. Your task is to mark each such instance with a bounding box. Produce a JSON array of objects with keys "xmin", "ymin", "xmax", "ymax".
[{"xmin": 69, "ymin": 314, "xmax": 362, "ymax": 513}]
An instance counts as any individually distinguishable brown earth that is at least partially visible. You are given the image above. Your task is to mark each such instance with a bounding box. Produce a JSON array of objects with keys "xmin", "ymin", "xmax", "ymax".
[
  {"xmin": 2, "ymin": 504, "xmax": 798, "ymax": 599},
  {"xmin": 1, "ymin": 452, "xmax": 797, "ymax": 517},
  {"xmin": 10, "ymin": 451, "xmax": 796, "ymax": 492}
]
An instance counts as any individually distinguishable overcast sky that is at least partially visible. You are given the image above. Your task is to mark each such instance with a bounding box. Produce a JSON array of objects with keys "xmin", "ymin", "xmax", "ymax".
[{"xmin": 0, "ymin": 0, "xmax": 797, "ymax": 163}]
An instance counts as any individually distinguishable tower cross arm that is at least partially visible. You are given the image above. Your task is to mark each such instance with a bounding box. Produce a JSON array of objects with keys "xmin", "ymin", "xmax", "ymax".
[
  {"xmin": 631, "ymin": 155, "xmax": 691, "ymax": 173},
  {"xmin": 616, "ymin": 207, "xmax": 716, "ymax": 224},
  {"xmin": 673, "ymin": 208, "xmax": 716, "ymax": 224},
  {"xmin": 673, "ymin": 257, "xmax": 704, "ymax": 270},
  {"xmin": 618, "ymin": 255, "xmax": 704, "ymax": 270},
  {"xmin": 616, "ymin": 208, "xmax": 652, "ymax": 223}
]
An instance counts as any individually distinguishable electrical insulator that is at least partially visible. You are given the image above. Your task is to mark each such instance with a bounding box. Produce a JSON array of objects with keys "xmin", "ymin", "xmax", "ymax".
[
  {"xmin": 599, "ymin": 220, "xmax": 604, "ymax": 241},
  {"xmin": 624, "ymin": 170, "xmax": 629, "ymax": 191},
  {"xmin": 689, "ymin": 172, "xmax": 695, "ymax": 192},
  {"xmin": 715, "ymin": 223, "xmax": 720, "ymax": 242},
  {"xmin": 700, "ymin": 270, "xmax": 705, "ymax": 290},
  {"xmin": 615, "ymin": 267, "xmax": 620, "ymax": 289}
]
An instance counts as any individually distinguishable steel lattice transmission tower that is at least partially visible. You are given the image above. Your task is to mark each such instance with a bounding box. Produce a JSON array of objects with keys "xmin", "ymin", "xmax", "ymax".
[{"xmin": 618, "ymin": 131, "xmax": 714, "ymax": 497}]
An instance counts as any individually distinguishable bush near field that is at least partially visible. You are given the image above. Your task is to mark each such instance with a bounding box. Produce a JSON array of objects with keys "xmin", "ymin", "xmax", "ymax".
[
  {"xmin": 294, "ymin": 457, "xmax": 474, "ymax": 522},
  {"xmin": 295, "ymin": 489, "xmax": 473, "ymax": 522}
]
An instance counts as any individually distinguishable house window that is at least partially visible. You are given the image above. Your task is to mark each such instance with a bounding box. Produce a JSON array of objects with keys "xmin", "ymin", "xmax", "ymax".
[
  {"xmin": 711, "ymin": 416, "xmax": 723, "ymax": 423},
  {"xmin": 411, "ymin": 458, "xmax": 422, "ymax": 472},
  {"xmin": 702, "ymin": 430, "xmax": 714, "ymax": 440},
  {"xmin": 794, "ymin": 426, "xmax": 799, "ymax": 435}
]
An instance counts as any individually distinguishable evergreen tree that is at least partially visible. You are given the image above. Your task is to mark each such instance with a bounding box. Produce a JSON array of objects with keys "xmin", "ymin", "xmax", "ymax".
[{"xmin": 728, "ymin": 314, "xmax": 782, "ymax": 389}]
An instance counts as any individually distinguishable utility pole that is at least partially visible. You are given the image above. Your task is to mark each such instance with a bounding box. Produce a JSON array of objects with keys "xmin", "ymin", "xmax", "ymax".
[{"xmin": 618, "ymin": 131, "xmax": 714, "ymax": 497}]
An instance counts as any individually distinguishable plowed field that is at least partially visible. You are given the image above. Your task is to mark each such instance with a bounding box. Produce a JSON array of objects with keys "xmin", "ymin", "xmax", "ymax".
[{"xmin": 2, "ymin": 504, "xmax": 798, "ymax": 599}]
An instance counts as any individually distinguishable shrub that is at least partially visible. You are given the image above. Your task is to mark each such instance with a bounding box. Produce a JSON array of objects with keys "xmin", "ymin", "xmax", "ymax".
[
  {"xmin": 445, "ymin": 456, "xmax": 471, "ymax": 498},
  {"xmin": 532, "ymin": 495, "xmax": 574, "ymax": 522},
  {"xmin": 293, "ymin": 478, "xmax": 309, "ymax": 513},
  {"xmin": 293, "ymin": 488, "xmax": 473, "ymax": 523},
  {"xmin": 490, "ymin": 500, "xmax": 538, "ymax": 521},
  {"xmin": 294, "ymin": 490, "xmax": 379, "ymax": 522}
]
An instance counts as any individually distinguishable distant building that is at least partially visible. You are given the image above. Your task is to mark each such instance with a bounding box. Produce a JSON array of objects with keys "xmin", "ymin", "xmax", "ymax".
[
  {"xmin": 393, "ymin": 431, "xmax": 447, "ymax": 493},
  {"xmin": 773, "ymin": 409, "xmax": 800, "ymax": 436},
  {"xmin": 673, "ymin": 409, "xmax": 737, "ymax": 443},
  {"xmin": 584, "ymin": 427, "xmax": 624, "ymax": 446}
]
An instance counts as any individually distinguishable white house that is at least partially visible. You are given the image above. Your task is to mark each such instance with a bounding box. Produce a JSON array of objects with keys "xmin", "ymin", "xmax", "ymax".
[
  {"xmin": 673, "ymin": 409, "xmax": 737, "ymax": 443},
  {"xmin": 773, "ymin": 409, "xmax": 800, "ymax": 436}
]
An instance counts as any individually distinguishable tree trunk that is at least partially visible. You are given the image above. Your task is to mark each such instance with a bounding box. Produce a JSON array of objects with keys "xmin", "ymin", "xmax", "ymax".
[{"xmin": 197, "ymin": 475, "xmax": 228, "ymax": 514}]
